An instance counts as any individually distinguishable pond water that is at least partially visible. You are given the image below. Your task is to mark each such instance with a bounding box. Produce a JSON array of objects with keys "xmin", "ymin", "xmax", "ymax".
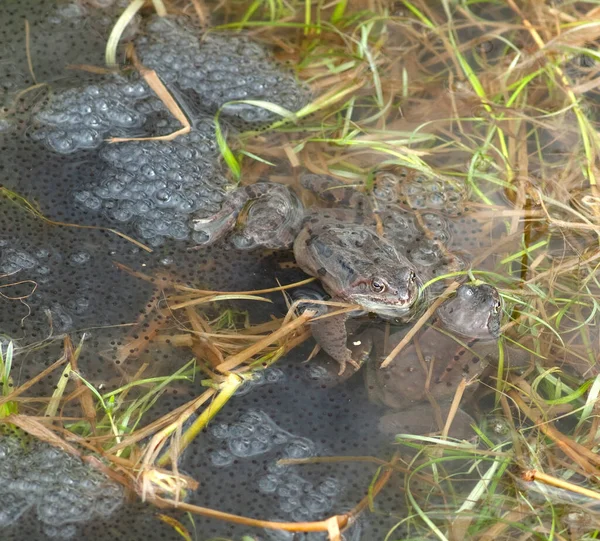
[{"xmin": 1, "ymin": 1, "xmax": 600, "ymax": 540}]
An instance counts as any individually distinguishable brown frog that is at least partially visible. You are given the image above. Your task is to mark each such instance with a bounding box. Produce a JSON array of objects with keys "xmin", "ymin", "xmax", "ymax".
[
  {"xmin": 293, "ymin": 216, "xmax": 423, "ymax": 374},
  {"xmin": 292, "ymin": 173, "xmax": 474, "ymax": 374},
  {"xmin": 358, "ymin": 283, "xmax": 529, "ymax": 439},
  {"xmin": 360, "ymin": 283, "xmax": 502, "ymax": 412}
]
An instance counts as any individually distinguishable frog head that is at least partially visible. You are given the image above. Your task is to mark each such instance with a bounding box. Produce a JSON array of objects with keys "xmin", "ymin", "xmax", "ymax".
[
  {"xmin": 437, "ymin": 283, "xmax": 502, "ymax": 340},
  {"xmin": 340, "ymin": 265, "xmax": 422, "ymax": 318}
]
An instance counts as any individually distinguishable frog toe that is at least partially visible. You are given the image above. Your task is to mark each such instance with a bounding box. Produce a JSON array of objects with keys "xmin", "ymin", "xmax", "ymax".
[{"xmin": 337, "ymin": 356, "xmax": 361, "ymax": 376}]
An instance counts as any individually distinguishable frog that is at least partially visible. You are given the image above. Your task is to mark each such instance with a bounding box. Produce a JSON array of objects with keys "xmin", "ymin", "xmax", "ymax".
[
  {"xmin": 359, "ymin": 283, "xmax": 502, "ymax": 412},
  {"xmin": 357, "ymin": 283, "xmax": 527, "ymax": 439},
  {"xmin": 298, "ymin": 283, "xmax": 509, "ymax": 440},
  {"xmin": 190, "ymin": 176, "xmax": 429, "ymax": 374},
  {"xmin": 292, "ymin": 214, "xmax": 423, "ymax": 374},
  {"xmin": 290, "ymin": 174, "xmax": 477, "ymax": 374}
]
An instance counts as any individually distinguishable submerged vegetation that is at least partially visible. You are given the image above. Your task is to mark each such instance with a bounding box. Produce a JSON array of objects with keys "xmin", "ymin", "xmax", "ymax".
[{"xmin": 4, "ymin": 0, "xmax": 600, "ymax": 539}]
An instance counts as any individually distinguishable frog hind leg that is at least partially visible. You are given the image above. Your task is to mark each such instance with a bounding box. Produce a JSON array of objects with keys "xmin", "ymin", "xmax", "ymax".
[{"xmin": 310, "ymin": 311, "xmax": 362, "ymax": 375}]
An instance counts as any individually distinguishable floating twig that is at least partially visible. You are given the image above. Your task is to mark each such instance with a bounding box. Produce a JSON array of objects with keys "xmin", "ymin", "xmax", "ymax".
[{"xmin": 521, "ymin": 469, "xmax": 600, "ymax": 502}]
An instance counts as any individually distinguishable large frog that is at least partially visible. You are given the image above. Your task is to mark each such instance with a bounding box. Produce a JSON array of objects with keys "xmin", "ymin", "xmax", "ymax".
[
  {"xmin": 293, "ymin": 214, "xmax": 422, "ymax": 374},
  {"xmin": 291, "ymin": 174, "xmax": 474, "ymax": 374}
]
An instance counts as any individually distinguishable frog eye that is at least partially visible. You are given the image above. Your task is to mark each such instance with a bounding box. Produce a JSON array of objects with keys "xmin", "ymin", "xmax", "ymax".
[{"xmin": 370, "ymin": 278, "xmax": 386, "ymax": 293}]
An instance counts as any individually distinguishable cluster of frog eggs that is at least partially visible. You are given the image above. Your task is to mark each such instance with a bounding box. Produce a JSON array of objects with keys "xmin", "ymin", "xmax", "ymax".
[
  {"xmin": 374, "ymin": 170, "xmax": 466, "ymax": 216},
  {"xmin": 234, "ymin": 367, "xmax": 285, "ymax": 396},
  {"xmin": 0, "ymin": 240, "xmax": 93, "ymax": 332},
  {"xmin": 30, "ymin": 16, "xmax": 309, "ymax": 153},
  {"xmin": 30, "ymin": 16, "xmax": 309, "ymax": 245},
  {"xmin": 136, "ymin": 17, "xmax": 309, "ymax": 127},
  {"xmin": 30, "ymin": 78, "xmax": 151, "ymax": 154},
  {"xmin": 209, "ymin": 409, "xmax": 348, "ymax": 531},
  {"xmin": 208, "ymin": 409, "xmax": 316, "ymax": 466},
  {"xmin": 30, "ymin": 74, "xmax": 230, "ymax": 245},
  {"xmin": 259, "ymin": 465, "xmax": 342, "ymax": 523},
  {"xmin": 0, "ymin": 242, "xmax": 55, "ymax": 283},
  {"xmin": 0, "ymin": 438, "xmax": 123, "ymax": 539},
  {"xmin": 74, "ymin": 119, "xmax": 229, "ymax": 245}
]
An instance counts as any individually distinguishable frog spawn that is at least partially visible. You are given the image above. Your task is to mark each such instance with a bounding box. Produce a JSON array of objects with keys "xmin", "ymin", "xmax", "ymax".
[
  {"xmin": 0, "ymin": 239, "xmax": 98, "ymax": 334},
  {"xmin": 259, "ymin": 466, "xmax": 343, "ymax": 524},
  {"xmin": 234, "ymin": 367, "xmax": 286, "ymax": 396},
  {"xmin": 28, "ymin": 15, "xmax": 309, "ymax": 246},
  {"xmin": 209, "ymin": 409, "xmax": 317, "ymax": 466},
  {"xmin": 30, "ymin": 77, "xmax": 151, "ymax": 154},
  {"xmin": 31, "ymin": 77, "xmax": 230, "ymax": 245},
  {"xmin": 229, "ymin": 184, "xmax": 305, "ymax": 250},
  {"xmin": 0, "ymin": 438, "xmax": 123, "ymax": 539},
  {"xmin": 374, "ymin": 169, "xmax": 467, "ymax": 216},
  {"xmin": 136, "ymin": 16, "xmax": 310, "ymax": 129},
  {"xmin": 31, "ymin": 16, "xmax": 310, "ymax": 150},
  {"xmin": 206, "ymin": 407, "xmax": 362, "ymax": 539},
  {"xmin": 76, "ymin": 121, "xmax": 229, "ymax": 246}
]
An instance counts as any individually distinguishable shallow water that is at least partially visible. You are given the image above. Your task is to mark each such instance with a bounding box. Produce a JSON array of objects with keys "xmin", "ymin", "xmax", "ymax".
[{"xmin": 1, "ymin": 1, "xmax": 600, "ymax": 540}]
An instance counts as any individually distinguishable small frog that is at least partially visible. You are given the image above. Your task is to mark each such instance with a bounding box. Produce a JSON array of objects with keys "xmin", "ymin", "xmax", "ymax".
[
  {"xmin": 366, "ymin": 284, "xmax": 529, "ymax": 439},
  {"xmin": 293, "ymin": 217, "xmax": 422, "ymax": 374},
  {"xmin": 361, "ymin": 283, "xmax": 503, "ymax": 411}
]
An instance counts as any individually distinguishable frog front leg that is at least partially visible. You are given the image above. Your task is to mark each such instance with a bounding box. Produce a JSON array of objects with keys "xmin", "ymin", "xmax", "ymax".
[{"xmin": 310, "ymin": 310, "xmax": 364, "ymax": 375}]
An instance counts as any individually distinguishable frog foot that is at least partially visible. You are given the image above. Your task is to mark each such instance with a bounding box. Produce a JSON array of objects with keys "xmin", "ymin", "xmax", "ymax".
[
  {"xmin": 336, "ymin": 356, "xmax": 362, "ymax": 375},
  {"xmin": 190, "ymin": 182, "xmax": 303, "ymax": 248}
]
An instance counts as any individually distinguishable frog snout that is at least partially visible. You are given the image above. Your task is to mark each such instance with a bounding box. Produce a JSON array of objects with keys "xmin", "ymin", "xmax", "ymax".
[{"xmin": 396, "ymin": 288, "xmax": 413, "ymax": 302}]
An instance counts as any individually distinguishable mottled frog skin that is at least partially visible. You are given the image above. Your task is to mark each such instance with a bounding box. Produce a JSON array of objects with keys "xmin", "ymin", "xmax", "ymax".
[
  {"xmin": 292, "ymin": 173, "xmax": 472, "ymax": 374},
  {"xmin": 299, "ymin": 173, "xmax": 471, "ymax": 291},
  {"xmin": 293, "ymin": 214, "xmax": 422, "ymax": 373}
]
